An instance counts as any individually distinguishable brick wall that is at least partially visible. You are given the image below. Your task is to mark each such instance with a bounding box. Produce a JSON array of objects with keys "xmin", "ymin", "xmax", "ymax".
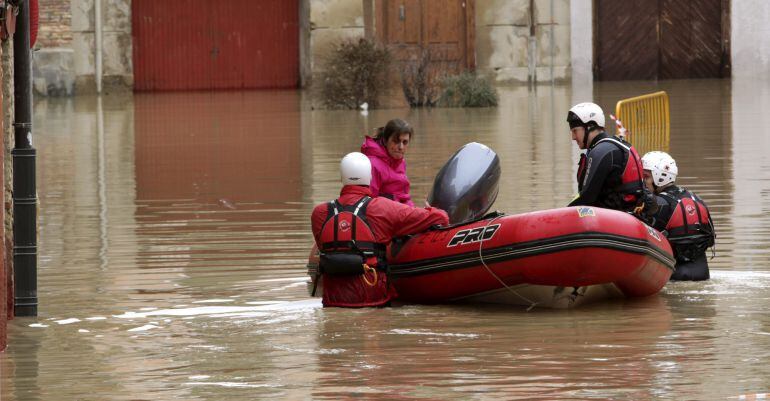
[
  {"xmin": 2, "ymin": 34, "xmax": 12, "ymax": 354},
  {"xmin": 37, "ymin": 0, "xmax": 72, "ymax": 48},
  {"xmin": 0, "ymin": 41, "xmax": 5, "ymax": 352}
]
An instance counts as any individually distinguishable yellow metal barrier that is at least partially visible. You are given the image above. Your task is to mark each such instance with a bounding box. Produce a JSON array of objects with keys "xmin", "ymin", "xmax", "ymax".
[{"xmin": 614, "ymin": 91, "xmax": 670, "ymax": 155}]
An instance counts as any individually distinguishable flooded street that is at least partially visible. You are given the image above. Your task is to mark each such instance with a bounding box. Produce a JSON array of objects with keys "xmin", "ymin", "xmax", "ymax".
[{"xmin": 2, "ymin": 79, "xmax": 770, "ymax": 400}]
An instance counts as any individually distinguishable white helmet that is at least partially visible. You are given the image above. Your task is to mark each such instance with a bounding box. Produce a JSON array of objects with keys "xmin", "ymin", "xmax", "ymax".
[
  {"xmin": 340, "ymin": 152, "xmax": 371, "ymax": 186},
  {"xmin": 642, "ymin": 151, "xmax": 678, "ymax": 187},
  {"xmin": 567, "ymin": 102, "xmax": 606, "ymax": 129}
]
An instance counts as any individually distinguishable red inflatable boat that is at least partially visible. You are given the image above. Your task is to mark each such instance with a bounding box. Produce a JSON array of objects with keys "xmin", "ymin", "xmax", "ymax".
[
  {"xmin": 307, "ymin": 143, "xmax": 675, "ymax": 308},
  {"xmin": 308, "ymin": 206, "xmax": 674, "ymax": 308}
]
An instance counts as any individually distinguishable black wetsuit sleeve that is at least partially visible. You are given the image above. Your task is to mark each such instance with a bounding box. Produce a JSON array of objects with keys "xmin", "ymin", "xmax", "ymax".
[
  {"xmin": 648, "ymin": 195, "xmax": 673, "ymax": 232},
  {"xmin": 568, "ymin": 144, "xmax": 617, "ymax": 207}
]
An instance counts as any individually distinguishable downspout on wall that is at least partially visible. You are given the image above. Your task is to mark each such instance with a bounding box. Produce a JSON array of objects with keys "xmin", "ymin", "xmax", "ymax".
[
  {"xmin": 527, "ymin": 0, "xmax": 537, "ymax": 84},
  {"xmin": 94, "ymin": 0, "xmax": 102, "ymax": 93},
  {"xmin": 12, "ymin": 0, "xmax": 37, "ymax": 317}
]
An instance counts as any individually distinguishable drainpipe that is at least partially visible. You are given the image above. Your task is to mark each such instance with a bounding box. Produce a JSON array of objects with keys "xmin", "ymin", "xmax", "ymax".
[
  {"xmin": 12, "ymin": 0, "xmax": 38, "ymax": 316},
  {"xmin": 95, "ymin": 0, "xmax": 103, "ymax": 93},
  {"xmin": 528, "ymin": 0, "xmax": 537, "ymax": 85},
  {"xmin": 550, "ymin": 0, "xmax": 555, "ymax": 83}
]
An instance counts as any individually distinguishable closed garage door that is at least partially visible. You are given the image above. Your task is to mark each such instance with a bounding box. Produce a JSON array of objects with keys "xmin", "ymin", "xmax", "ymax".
[{"xmin": 132, "ymin": 0, "xmax": 299, "ymax": 91}]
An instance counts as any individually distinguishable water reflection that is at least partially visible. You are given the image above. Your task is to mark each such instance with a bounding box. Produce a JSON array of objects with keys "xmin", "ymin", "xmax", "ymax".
[
  {"xmin": 133, "ymin": 91, "xmax": 308, "ymax": 299},
  {"xmin": 134, "ymin": 91, "xmax": 302, "ymax": 204},
  {"xmin": 731, "ymin": 78, "xmax": 770, "ymax": 269},
  {"xmin": 313, "ymin": 298, "xmax": 673, "ymax": 400},
  {"xmin": 1, "ymin": 80, "xmax": 770, "ymax": 400}
]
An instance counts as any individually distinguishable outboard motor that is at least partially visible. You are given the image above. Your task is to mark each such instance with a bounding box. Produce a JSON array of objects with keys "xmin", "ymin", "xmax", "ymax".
[{"xmin": 427, "ymin": 142, "xmax": 500, "ymax": 224}]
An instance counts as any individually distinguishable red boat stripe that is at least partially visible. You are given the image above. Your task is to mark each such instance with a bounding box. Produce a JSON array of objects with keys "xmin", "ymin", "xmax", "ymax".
[{"xmin": 389, "ymin": 232, "xmax": 675, "ymax": 278}]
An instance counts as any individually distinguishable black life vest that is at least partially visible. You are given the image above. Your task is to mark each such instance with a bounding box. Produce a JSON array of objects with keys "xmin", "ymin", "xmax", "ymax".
[
  {"xmin": 317, "ymin": 196, "xmax": 386, "ymax": 275},
  {"xmin": 660, "ymin": 188, "xmax": 716, "ymax": 262},
  {"xmin": 594, "ymin": 136, "xmax": 646, "ymax": 212}
]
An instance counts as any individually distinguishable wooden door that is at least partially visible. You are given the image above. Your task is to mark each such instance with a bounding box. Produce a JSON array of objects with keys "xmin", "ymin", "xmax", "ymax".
[
  {"xmin": 381, "ymin": 0, "xmax": 422, "ymax": 62},
  {"xmin": 595, "ymin": 0, "xmax": 659, "ymax": 80},
  {"xmin": 423, "ymin": 0, "xmax": 472, "ymax": 73},
  {"xmin": 376, "ymin": 0, "xmax": 474, "ymax": 72},
  {"xmin": 595, "ymin": 0, "xmax": 729, "ymax": 80},
  {"xmin": 660, "ymin": 0, "xmax": 728, "ymax": 78}
]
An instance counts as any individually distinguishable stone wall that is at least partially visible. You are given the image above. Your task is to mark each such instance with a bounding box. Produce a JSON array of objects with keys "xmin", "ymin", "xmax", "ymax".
[
  {"xmin": 71, "ymin": 0, "xmax": 133, "ymax": 93},
  {"xmin": 0, "ymin": 38, "xmax": 7, "ymax": 352},
  {"xmin": 302, "ymin": 0, "xmax": 572, "ymax": 85},
  {"xmin": 300, "ymin": 0, "xmax": 366, "ymax": 86},
  {"xmin": 732, "ymin": 0, "xmax": 770, "ymax": 79},
  {"xmin": 36, "ymin": 0, "xmax": 583, "ymax": 91},
  {"xmin": 33, "ymin": 0, "xmax": 75, "ymax": 96},
  {"xmin": 569, "ymin": 0, "xmax": 592, "ymax": 85},
  {"xmin": 475, "ymin": 0, "xmax": 571, "ymax": 83},
  {"xmin": 37, "ymin": 0, "xmax": 73, "ymax": 48},
  {"xmin": 2, "ymin": 38, "xmax": 13, "ymax": 333}
]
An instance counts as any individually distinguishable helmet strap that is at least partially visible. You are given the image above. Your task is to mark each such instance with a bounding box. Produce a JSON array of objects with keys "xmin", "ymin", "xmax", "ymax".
[
  {"xmin": 582, "ymin": 123, "xmax": 601, "ymax": 149},
  {"xmin": 582, "ymin": 125, "xmax": 590, "ymax": 149}
]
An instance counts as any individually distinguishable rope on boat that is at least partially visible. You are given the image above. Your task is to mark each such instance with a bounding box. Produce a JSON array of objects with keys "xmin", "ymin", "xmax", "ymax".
[
  {"xmin": 478, "ymin": 215, "xmax": 538, "ymax": 311},
  {"xmin": 361, "ymin": 264, "xmax": 378, "ymax": 286}
]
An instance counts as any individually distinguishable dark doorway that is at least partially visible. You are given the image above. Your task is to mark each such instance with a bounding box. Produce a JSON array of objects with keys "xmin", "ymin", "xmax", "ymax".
[{"xmin": 594, "ymin": 0, "xmax": 730, "ymax": 80}]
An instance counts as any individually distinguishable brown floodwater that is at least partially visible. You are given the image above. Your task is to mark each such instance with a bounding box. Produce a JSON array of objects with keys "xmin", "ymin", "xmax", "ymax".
[{"xmin": 1, "ymin": 79, "xmax": 769, "ymax": 400}]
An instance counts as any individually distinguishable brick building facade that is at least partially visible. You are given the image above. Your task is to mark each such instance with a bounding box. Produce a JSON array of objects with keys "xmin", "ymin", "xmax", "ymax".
[{"xmin": 37, "ymin": 0, "xmax": 72, "ymax": 48}]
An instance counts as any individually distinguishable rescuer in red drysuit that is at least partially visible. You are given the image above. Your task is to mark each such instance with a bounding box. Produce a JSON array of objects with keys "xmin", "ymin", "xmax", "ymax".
[{"xmin": 311, "ymin": 152, "xmax": 449, "ymax": 307}]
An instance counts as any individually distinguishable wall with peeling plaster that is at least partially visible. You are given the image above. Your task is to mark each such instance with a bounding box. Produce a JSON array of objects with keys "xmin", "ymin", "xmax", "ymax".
[
  {"xmin": 475, "ymin": 0, "xmax": 571, "ymax": 83},
  {"xmin": 304, "ymin": 0, "xmax": 571, "ymax": 85},
  {"xmin": 70, "ymin": 0, "xmax": 368, "ymax": 91},
  {"xmin": 732, "ymin": 0, "xmax": 770, "ymax": 79},
  {"xmin": 40, "ymin": 0, "xmax": 577, "ymax": 91},
  {"xmin": 300, "ymin": 0, "xmax": 366, "ymax": 86},
  {"xmin": 71, "ymin": 0, "xmax": 133, "ymax": 93}
]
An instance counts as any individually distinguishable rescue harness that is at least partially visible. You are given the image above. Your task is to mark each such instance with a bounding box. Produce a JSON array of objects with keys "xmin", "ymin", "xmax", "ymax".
[
  {"xmin": 659, "ymin": 188, "xmax": 716, "ymax": 262},
  {"xmin": 317, "ymin": 196, "xmax": 387, "ymax": 276}
]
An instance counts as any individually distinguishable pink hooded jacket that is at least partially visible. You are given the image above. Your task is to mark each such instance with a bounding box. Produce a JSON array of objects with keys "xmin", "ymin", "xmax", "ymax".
[{"xmin": 360, "ymin": 136, "xmax": 414, "ymax": 206}]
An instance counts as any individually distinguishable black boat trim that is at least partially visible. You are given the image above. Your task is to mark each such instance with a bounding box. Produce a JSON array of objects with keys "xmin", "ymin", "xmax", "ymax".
[{"xmin": 389, "ymin": 232, "xmax": 675, "ymax": 278}]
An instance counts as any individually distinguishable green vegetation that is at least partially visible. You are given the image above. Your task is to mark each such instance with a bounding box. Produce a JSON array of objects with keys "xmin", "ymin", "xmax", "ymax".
[
  {"xmin": 439, "ymin": 73, "xmax": 499, "ymax": 108},
  {"xmin": 318, "ymin": 39, "xmax": 391, "ymax": 109}
]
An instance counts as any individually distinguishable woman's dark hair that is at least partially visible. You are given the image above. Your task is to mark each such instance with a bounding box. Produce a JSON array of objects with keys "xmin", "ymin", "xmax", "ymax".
[{"xmin": 375, "ymin": 119, "xmax": 413, "ymax": 144}]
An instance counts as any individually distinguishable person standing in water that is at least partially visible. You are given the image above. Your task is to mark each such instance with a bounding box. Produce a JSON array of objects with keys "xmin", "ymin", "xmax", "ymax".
[
  {"xmin": 311, "ymin": 152, "xmax": 449, "ymax": 307},
  {"xmin": 642, "ymin": 151, "xmax": 715, "ymax": 281},
  {"xmin": 361, "ymin": 118, "xmax": 415, "ymax": 206}
]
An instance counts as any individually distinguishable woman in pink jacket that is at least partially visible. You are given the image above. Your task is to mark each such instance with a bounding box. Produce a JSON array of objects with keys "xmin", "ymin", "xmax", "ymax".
[{"xmin": 360, "ymin": 118, "xmax": 415, "ymax": 206}]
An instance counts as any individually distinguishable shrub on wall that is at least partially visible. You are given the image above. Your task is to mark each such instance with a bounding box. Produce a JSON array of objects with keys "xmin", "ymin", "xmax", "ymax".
[
  {"xmin": 439, "ymin": 73, "xmax": 498, "ymax": 108},
  {"xmin": 318, "ymin": 39, "xmax": 391, "ymax": 109}
]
